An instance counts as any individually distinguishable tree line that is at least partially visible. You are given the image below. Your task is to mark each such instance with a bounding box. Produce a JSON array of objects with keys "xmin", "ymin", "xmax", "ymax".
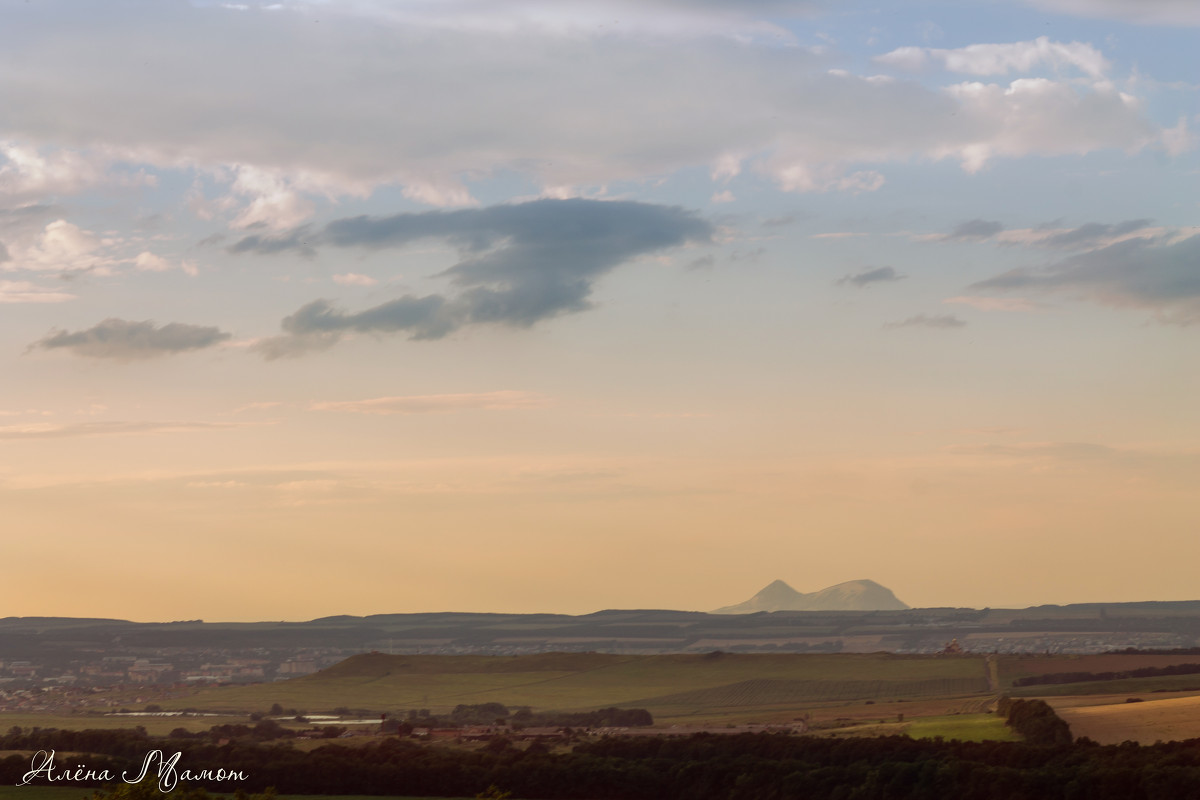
[
  {"xmin": 9, "ymin": 721, "xmax": 1200, "ymax": 799},
  {"xmin": 1012, "ymin": 663, "xmax": 1200, "ymax": 687}
]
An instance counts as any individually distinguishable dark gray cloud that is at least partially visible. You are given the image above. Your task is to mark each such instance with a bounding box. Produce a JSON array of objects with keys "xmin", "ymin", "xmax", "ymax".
[
  {"xmin": 837, "ymin": 266, "xmax": 905, "ymax": 287},
  {"xmin": 971, "ymin": 233, "xmax": 1200, "ymax": 323},
  {"xmin": 247, "ymin": 199, "xmax": 712, "ymax": 358},
  {"xmin": 31, "ymin": 318, "xmax": 231, "ymax": 360},
  {"xmin": 0, "ymin": 241, "xmax": 9, "ymax": 263},
  {"xmin": 884, "ymin": 313, "xmax": 967, "ymax": 329},
  {"xmin": 1039, "ymin": 218, "xmax": 1151, "ymax": 250},
  {"xmin": 945, "ymin": 219, "xmax": 1005, "ymax": 241}
]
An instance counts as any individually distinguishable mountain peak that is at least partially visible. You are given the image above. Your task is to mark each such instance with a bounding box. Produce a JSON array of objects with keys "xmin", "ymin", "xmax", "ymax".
[{"xmin": 713, "ymin": 579, "xmax": 909, "ymax": 614}]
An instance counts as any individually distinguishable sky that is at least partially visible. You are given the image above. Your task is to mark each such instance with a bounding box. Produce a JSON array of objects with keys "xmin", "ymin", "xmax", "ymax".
[{"xmin": 1, "ymin": 0, "xmax": 1197, "ymax": 622}]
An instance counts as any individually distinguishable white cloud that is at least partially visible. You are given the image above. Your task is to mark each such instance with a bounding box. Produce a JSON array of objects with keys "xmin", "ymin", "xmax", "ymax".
[
  {"xmin": 134, "ymin": 251, "xmax": 172, "ymax": 272},
  {"xmin": 0, "ymin": 3, "xmax": 1169, "ymax": 210},
  {"xmin": 0, "ymin": 142, "xmax": 153, "ymax": 203},
  {"xmin": 3, "ymin": 220, "xmax": 114, "ymax": 274},
  {"xmin": 877, "ymin": 37, "xmax": 1109, "ymax": 78},
  {"xmin": 939, "ymin": 78, "xmax": 1153, "ymax": 172}
]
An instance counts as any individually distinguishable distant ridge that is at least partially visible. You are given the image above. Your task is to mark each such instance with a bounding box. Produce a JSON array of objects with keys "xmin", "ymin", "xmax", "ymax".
[{"xmin": 712, "ymin": 579, "xmax": 909, "ymax": 614}]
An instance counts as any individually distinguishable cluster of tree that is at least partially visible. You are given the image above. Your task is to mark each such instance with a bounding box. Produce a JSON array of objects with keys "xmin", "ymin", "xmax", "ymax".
[
  {"xmin": 173, "ymin": 721, "xmax": 296, "ymax": 742},
  {"xmin": 451, "ymin": 703, "xmax": 513, "ymax": 725},
  {"xmin": 380, "ymin": 704, "xmax": 653, "ymax": 730},
  {"xmin": 1012, "ymin": 663, "xmax": 1200, "ymax": 687},
  {"xmin": 11, "ymin": 729, "xmax": 1200, "ymax": 799},
  {"xmin": 997, "ymin": 698, "xmax": 1072, "ymax": 746},
  {"xmin": 510, "ymin": 706, "xmax": 654, "ymax": 728}
]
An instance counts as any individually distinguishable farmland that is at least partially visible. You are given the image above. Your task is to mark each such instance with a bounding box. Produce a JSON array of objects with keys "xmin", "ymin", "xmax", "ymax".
[
  {"xmin": 156, "ymin": 651, "xmax": 991, "ymax": 724},
  {"xmin": 1050, "ymin": 694, "xmax": 1200, "ymax": 745},
  {"xmin": 18, "ymin": 649, "xmax": 1200, "ymax": 745}
]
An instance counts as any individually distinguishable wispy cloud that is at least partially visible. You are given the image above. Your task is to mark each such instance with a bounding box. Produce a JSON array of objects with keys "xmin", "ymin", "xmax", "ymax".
[
  {"xmin": 943, "ymin": 219, "xmax": 1005, "ymax": 241},
  {"xmin": 0, "ymin": 280, "xmax": 75, "ymax": 303},
  {"xmin": 30, "ymin": 318, "xmax": 231, "ymax": 360},
  {"xmin": 311, "ymin": 391, "xmax": 551, "ymax": 415},
  {"xmin": 0, "ymin": 420, "xmax": 246, "ymax": 440},
  {"xmin": 972, "ymin": 232, "xmax": 1200, "ymax": 323}
]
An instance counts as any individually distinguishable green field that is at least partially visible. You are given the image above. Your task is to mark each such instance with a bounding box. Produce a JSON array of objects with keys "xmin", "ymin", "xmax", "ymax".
[
  {"xmin": 156, "ymin": 652, "xmax": 990, "ymax": 723},
  {"xmin": 905, "ymin": 713, "xmax": 1020, "ymax": 742}
]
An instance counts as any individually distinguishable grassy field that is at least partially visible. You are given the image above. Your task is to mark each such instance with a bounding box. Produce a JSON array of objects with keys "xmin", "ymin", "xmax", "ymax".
[
  {"xmin": 905, "ymin": 713, "xmax": 1020, "ymax": 743},
  {"xmin": 157, "ymin": 652, "xmax": 990, "ymax": 724},
  {"xmin": 1051, "ymin": 694, "xmax": 1200, "ymax": 745}
]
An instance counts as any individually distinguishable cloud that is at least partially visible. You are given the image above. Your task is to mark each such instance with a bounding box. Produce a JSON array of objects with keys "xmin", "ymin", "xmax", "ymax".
[
  {"xmin": 2, "ymin": 219, "xmax": 114, "ymax": 274},
  {"xmin": 0, "ymin": 420, "xmax": 244, "ymax": 440},
  {"xmin": 1024, "ymin": 0, "xmax": 1200, "ymax": 25},
  {"xmin": 246, "ymin": 198, "xmax": 712, "ymax": 357},
  {"xmin": 31, "ymin": 318, "xmax": 232, "ymax": 360},
  {"xmin": 0, "ymin": 141, "xmax": 153, "ymax": 203},
  {"xmin": 311, "ymin": 391, "xmax": 551, "ymax": 415},
  {"xmin": 884, "ymin": 313, "xmax": 967, "ymax": 329},
  {"xmin": 927, "ymin": 218, "xmax": 1174, "ymax": 252},
  {"xmin": 1037, "ymin": 219, "xmax": 1152, "ymax": 250},
  {"xmin": 837, "ymin": 266, "xmax": 905, "ymax": 287},
  {"xmin": 876, "ymin": 37, "xmax": 1109, "ymax": 78},
  {"xmin": 971, "ymin": 232, "xmax": 1200, "ymax": 323},
  {"xmin": 944, "ymin": 219, "xmax": 1005, "ymax": 241},
  {"xmin": 0, "ymin": 3, "xmax": 1169, "ymax": 214},
  {"xmin": 0, "ymin": 280, "xmax": 75, "ymax": 304}
]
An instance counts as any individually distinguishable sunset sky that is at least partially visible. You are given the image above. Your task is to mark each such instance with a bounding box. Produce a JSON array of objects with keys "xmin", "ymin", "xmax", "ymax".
[{"xmin": 2, "ymin": 0, "xmax": 1197, "ymax": 621}]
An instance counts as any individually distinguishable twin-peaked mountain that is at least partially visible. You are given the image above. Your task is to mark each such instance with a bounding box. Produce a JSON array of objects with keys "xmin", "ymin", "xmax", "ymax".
[{"xmin": 712, "ymin": 579, "xmax": 909, "ymax": 614}]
